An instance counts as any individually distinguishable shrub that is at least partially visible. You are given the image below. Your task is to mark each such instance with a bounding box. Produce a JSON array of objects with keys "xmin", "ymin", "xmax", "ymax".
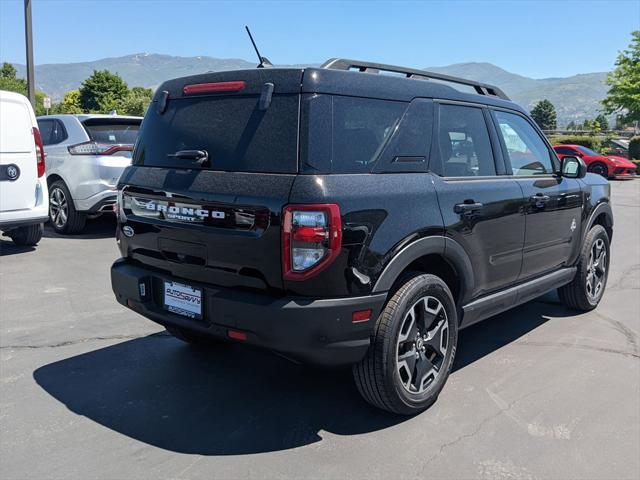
[
  {"xmin": 629, "ymin": 136, "xmax": 640, "ymax": 160},
  {"xmin": 551, "ymin": 136, "xmax": 603, "ymax": 152}
]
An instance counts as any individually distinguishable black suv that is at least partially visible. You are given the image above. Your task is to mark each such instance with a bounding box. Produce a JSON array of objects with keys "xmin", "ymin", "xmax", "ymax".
[{"xmin": 111, "ymin": 59, "xmax": 613, "ymax": 415}]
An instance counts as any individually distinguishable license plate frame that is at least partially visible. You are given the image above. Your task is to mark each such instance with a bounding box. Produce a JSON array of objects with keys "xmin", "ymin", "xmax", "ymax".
[{"xmin": 163, "ymin": 281, "xmax": 203, "ymax": 320}]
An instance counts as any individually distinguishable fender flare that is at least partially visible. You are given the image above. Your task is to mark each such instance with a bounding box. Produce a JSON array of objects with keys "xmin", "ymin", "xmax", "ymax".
[
  {"xmin": 372, "ymin": 235, "xmax": 475, "ymax": 303},
  {"xmin": 585, "ymin": 201, "xmax": 613, "ymax": 239}
]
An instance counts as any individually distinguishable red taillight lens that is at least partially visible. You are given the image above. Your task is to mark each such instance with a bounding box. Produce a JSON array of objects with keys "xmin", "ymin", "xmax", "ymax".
[
  {"xmin": 32, "ymin": 127, "xmax": 45, "ymax": 177},
  {"xmin": 183, "ymin": 81, "xmax": 246, "ymax": 95},
  {"xmin": 282, "ymin": 204, "xmax": 342, "ymax": 281},
  {"xmin": 67, "ymin": 141, "xmax": 133, "ymax": 156}
]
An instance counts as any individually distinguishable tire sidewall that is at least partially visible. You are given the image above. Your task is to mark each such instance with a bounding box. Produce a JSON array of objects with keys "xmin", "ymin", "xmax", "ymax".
[
  {"xmin": 580, "ymin": 225, "xmax": 610, "ymax": 307},
  {"xmin": 588, "ymin": 162, "xmax": 609, "ymax": 178},
  {"xmin": 384, "ymin": 275, "xmax": 458, "ymax": 412}
]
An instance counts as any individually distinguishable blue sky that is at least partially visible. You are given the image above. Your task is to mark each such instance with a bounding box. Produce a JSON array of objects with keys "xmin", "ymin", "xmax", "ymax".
[{"xmin": 1, "ymin": 0, "xmax": 638, "ymax": 78}]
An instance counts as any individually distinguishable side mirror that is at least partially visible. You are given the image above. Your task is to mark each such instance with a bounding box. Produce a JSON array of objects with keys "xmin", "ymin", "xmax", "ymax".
[{"xmin": 561, "ymin": 156, "xmax": 587, "ymax": 179}]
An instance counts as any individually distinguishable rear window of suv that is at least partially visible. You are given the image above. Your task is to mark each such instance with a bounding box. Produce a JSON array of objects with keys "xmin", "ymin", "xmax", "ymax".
[
  {"xmin": 83, "ymin": 118, "xmax": 140, "ymax": 145},
  {"xmin": 133, "ymin": 94, "xmax": 299, "ymax": 173}
]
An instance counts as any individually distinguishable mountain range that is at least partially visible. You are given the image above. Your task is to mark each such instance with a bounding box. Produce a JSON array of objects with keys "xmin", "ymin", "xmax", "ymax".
[{"xmin": 11, "ymin": 53, "xmax": 609, "ymax": 124}]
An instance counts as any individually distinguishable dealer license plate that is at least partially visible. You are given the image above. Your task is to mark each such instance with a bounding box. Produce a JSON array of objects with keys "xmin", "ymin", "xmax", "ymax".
[{"xmin": 163, "ymin": 281, "xmax": 202, "ymax": 319}]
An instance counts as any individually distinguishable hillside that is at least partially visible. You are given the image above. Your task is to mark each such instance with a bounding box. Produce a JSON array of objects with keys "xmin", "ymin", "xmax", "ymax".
[{"xmin": 11, "ymin": 54, "xmax": 609, "ymax": 124}]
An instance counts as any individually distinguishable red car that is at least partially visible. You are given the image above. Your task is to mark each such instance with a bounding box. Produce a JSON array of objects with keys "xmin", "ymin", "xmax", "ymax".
[{"xmin": 553, "ymin": 144, "xmax": 636, "ymax": 178}]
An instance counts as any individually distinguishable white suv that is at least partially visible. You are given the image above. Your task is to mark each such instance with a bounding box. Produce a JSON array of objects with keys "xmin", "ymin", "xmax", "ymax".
[
  {"xmin": 37, "ymin": 114, "xmax": 142, "ymax": 234},
  {"xmin": 0, "ymin": 91, "xmax": 48, "ymax": 246}
]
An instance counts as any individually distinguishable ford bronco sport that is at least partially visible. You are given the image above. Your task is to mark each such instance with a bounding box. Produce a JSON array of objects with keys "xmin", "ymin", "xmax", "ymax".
[{"xmin": 110, "ymin": 59, "xmax": 613, "ymax": 415}]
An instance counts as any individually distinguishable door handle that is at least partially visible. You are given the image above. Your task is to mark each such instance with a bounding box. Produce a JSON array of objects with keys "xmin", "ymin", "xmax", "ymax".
[
  {"xmin": 454, "ymin": 201, "xmax": 484, "ymax": 214},
  {"xmin": 529, "ymin": 194, "xmax": 550, "ymax": 204}
]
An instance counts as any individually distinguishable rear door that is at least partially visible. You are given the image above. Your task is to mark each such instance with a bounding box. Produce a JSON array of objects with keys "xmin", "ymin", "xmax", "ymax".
[
  {"xmin": 0, "ymin": 93, "xmax": 38, "ymax": 212},
  {"xmin": 431, "ymin": 102, "xmax": 525, "ymax": 299},
  {"xmin": 491, "ymin": 109, "xmax": 583, "ymax": 280},
  {"xmin": 118, "ymin": 70, "xmax": 303, "ymax": 292}
]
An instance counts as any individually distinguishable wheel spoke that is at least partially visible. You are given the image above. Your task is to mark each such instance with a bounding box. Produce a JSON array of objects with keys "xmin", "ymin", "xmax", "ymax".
[
  {"xmin": 414, "ymin": 355, "xmax": 436, "ymax": 390},
  {"xmin": 398, "ymin": 309, "xmax": 418, "ymax": 343},
  {"xmin": 424, "ymin": 319, "xmax": 447, "ymax": 354}
]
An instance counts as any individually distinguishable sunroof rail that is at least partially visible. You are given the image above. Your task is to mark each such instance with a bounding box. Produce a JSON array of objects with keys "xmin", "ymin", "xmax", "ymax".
[{"xmin": 321, "ymin": 58, "xmax": 510, "ymax": 100}]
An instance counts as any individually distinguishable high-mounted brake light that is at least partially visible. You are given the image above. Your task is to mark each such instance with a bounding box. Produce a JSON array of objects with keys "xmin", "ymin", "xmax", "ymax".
[
  {"xmin": 183, "ymin": 81, "xmax": 246, "ymax": 95},
  {"xmin": 32, "ymin": 127, "xmax": 45, "ymax": 177},
  {"xmin": 68, "ymin": 141, "xmax": 133, "ymax": 156},
  {"xmin": 282, "ymin": 204, "xmax": 342, "ymax": 281}
]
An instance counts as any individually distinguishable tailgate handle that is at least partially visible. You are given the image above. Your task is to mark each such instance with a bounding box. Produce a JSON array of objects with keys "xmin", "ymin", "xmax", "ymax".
[{"xmin": 167, "ymin": 149, "xmax": 210, "ymax": 167}]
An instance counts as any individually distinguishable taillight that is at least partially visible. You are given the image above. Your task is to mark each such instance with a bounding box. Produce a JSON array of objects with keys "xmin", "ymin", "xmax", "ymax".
[
  {"xmin": 32, "ymin": 127, "xmax": 45, "ymax": 177},
  {"xmin": 282, "ymin": 204, "xmax": 342, "ymax": 281},
  {"xmin": 68, "ymin": 141, "xmax": 133, "ymax": 156}
]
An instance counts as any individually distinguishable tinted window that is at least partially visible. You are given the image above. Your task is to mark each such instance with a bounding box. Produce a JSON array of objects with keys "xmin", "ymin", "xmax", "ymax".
[
  {"xmin": 554, "ymin": 146, "xmax": 577, "ymax": 155},
  {"xmin": 83, "ymin": 119, "xmax": 140, "ymax": 145},
  {"xmin": 494, "ymin": 111, "xmax": 554, "ymax": 175},
  {"xmin": 133, "ymin": 95, "xmax": 298, "ymax": 173},
  {"xmin": 576, "ymin": 145, "xmax": 599, "ymax": 156},
  {"xmin": 438, "ymin": 104, "xmax": 495, "ymax": 177},
  {"xmin": 331, "ymin": 97, "xmax": 406, "ymax": 173},
  {"xmin": 37, "ymin": 119, "xmax": 54, "ymax": 146}
]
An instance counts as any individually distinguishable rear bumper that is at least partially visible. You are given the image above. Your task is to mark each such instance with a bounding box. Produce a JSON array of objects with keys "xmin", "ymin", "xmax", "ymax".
[
  {"xmin": 75, "ymin": 188, "xmax": 117, "ymax": 212},
  {"xmin": 0, "ymin": 215, "xmax": 48, "ymax": 230},
  {"xmin": 111, "ymin": 259, "xmax": 387, "ymax": 366}
]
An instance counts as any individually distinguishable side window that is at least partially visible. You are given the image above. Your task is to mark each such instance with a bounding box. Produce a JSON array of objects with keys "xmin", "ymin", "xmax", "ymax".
[
  {"xmin": 555, "ymin": 146, "xmax": 576, "ymax": 155},
  {"xmin": 37, "ymin": 119, "xmax": 54, "ymax": 146},
  {"xmin": 51, "ymin": 120, "xmax": 68, "ymax": 144},
  {"xmin": 37, "ymin": 119, "xmax": 67, "ymax": 145},
  {"xmin": 331, "ymin": 96, "xmax": 406, "ymax": 173},
  {"xmin": 437, "ymin": 104, "xmax": 496, "ymax": 177},
  {"xmin": 494, "ymin": 111, "xmax": 554, "ymax": 175}
]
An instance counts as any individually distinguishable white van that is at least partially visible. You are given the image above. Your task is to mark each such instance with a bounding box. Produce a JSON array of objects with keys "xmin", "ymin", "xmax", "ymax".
[{"xmin": 0, "ymin": 90, "xmax": 49, "ymax": 246}]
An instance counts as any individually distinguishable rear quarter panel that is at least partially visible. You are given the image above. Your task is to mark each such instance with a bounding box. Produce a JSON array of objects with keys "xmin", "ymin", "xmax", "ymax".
[{"xmin": 287, "ymin": 173, "xmax": 443, "ymax": 297}]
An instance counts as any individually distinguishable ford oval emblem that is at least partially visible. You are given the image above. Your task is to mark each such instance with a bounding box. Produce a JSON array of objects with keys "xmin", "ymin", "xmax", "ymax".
[{"xmin": 122, "ymin": 225, "xmax": 135, "ymax": 237}]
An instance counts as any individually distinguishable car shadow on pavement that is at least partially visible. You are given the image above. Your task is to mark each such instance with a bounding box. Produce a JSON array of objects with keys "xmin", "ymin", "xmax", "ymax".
[
  {"xmin": 0, "ymin": 239, "xmax": 36, "ymax": 256},
  {"xmin": 33, "ymin": 293, "xmax": 568, "ymax": 456},
  {"xmin": 42, "ymin": 215, "xmax": 117, "ymax": 240}
]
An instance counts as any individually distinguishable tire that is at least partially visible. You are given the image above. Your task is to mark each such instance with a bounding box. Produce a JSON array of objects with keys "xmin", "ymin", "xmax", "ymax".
[
  {"xmin": 587, "ymin": 162, "xmax": 609, "ymax": 179},
  {"xmin": 165, "ymin": 325, "xmax": 217, "ymax": 346},
  {"xmin": 8, "ymin": 223, "xmax": 43, "ymax": 246},
  {"xmin": 353, "ymin": 273, "xmax": 458, "ymax": 415},
  {"xmin": 48, "ymin": 180, "xmax": 86, "ymax": 234},
  {"xmin": 558, "ymin": 224, "xmax": 610, "ymax": 311}
]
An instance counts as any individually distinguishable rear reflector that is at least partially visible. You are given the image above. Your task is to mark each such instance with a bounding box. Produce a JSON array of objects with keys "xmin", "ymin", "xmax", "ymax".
[
  {"xmin": 183, "ymin": 81, "xmax": 246, "ymax": 95},
  {"xmin": 228, "ymin": 329, "xmax": 247, "ymax": 341},
  {"xmin": 352, "ymin": 309, "xmax": 372, "ymax": 323}
]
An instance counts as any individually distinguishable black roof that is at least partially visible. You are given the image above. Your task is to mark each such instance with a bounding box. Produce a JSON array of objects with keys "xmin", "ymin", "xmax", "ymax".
[{"xmin": 155, "ymin": 61, "xmax": 525, "ymax": 114}]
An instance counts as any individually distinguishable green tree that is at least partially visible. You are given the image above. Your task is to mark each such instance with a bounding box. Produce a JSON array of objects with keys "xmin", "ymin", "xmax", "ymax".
[
  {"xmin": 531, "ymin": 99, "xmax": 557, "ymax": 130},
  {"xmin": 0, "ymin": 62, "xmax": 17, "ymax": 79},
  {"xmin": 79, "ymin": 69, "xmax": 129, "ymax": 113},
  {"xmin": 602, "ymin": 30, "xmax": 640, "ymax": 124},
  {"xmin": 594, "ymin": 114, "xmax": 609, "ymax": 132},
  {"xmin": 0, "ymin": 63, "xmax": 47, "ymax": 116},
  {"xmin": 566, "ymin": 120, "xmax": 577, "ymax": 130},
  {"xmin": 58, "ymin": 90, "xmax": 83, "ymax": 114},
  {"xmin": 118, "ymin": 86, "xmax": 153, "ymax": 116}
]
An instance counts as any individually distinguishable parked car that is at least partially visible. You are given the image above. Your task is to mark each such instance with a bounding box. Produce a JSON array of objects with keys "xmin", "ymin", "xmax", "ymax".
[
  {"xmin": 0, "ymin": 90, "xmax": 48, "ymax": 246},
  {"xmin": 111, "ymin": 60, "xmax": 613, "ymax": 415},
  {"xmin": 553, "ymin": 144, "xmax": 636, "ymax": 178},
  {"xmin": 36, "ymin": 114, "xmax": 142, "ymax": 234}
]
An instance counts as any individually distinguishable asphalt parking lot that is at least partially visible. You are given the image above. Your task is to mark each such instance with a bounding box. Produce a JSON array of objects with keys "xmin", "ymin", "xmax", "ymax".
[{"xmin": 1, "ymin": 180, "xmax": 638, "ymax": 480}]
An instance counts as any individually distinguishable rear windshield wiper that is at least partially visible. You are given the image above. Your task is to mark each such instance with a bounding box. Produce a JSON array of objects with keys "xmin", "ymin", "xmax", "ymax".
[{"xmin": 167, "ymin": 150, "xmax": 210, "ymax": 166}]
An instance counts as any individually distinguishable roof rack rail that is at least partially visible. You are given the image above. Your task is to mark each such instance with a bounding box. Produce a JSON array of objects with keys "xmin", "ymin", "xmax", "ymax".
[{"xmin": 321, "ymin": 58, "xmax": 510, "ymax": 101}]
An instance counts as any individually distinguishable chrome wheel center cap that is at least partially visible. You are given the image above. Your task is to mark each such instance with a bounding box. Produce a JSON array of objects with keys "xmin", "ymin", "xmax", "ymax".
[{"xmin": 416, "ymin": 338, "xmax": 424, "ymax": 350}]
